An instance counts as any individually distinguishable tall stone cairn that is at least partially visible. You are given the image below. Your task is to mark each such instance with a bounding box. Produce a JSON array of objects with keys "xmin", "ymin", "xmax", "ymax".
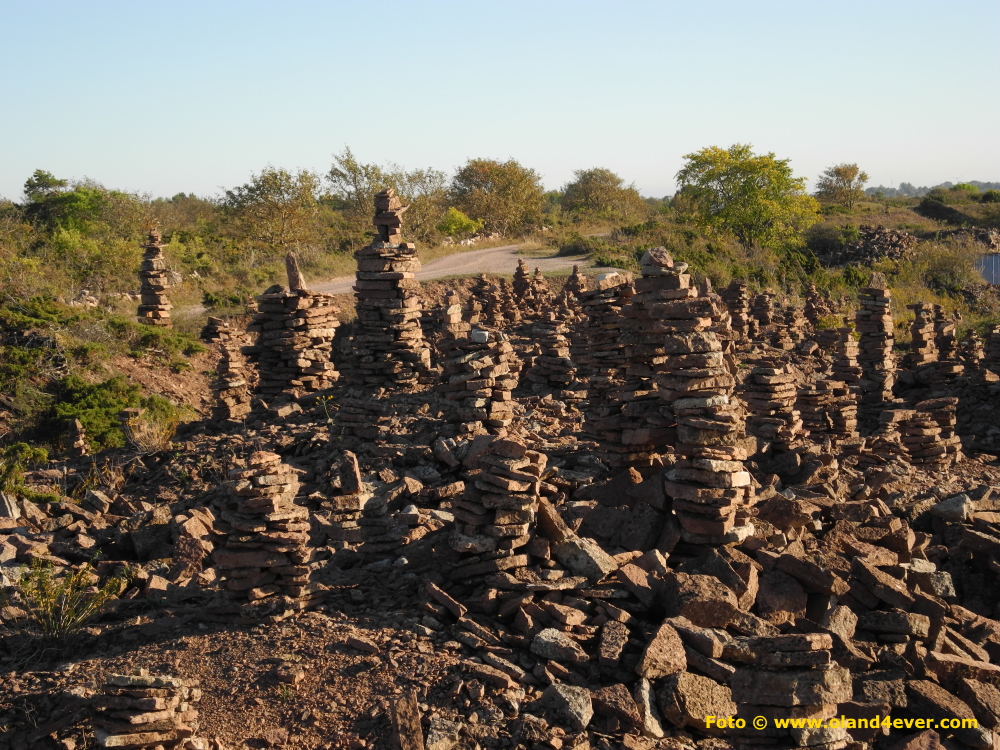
[
  {"xmin": 903, "ymin": 303, "xmax": 937, "ymax": 368},
  {"xmin": 830, "ymin": 327, "xmax": 863, "ymax": 384},
  {"xmin": 137, "ymin": 229, "xmax": 172, "ymax": 328},
  {"xmin": 523, "ymin": 309, "xmax": 579, "ymax": 398},
  {"xmin": 721, "ymin": 281, "xmax": 752, "ymax": 343},
  {"xmin": 246, "ymin": 256, "xmax": 341, "ymax": 396},
  {"xmin": 352, "ymin": 188, "xmax": 431, "ymax": 385},
  {"xmin": 576, "ymin": 271, "xmax": 633, "ymax": 392},
  {"xmin": 214, "ymin": 451, "xmax": 318, "ymax": 607},
  {"xmin": 750, "ymin": 292, "xmax": 776, "ymax": 335},
  {"xmin": 987, "ymin": 325, "xmax": 1000, "ymax": 374},
  {"xmin": 650, "ymin": 251, "xmax": 754, "ymax": 541},
  {"xmin": 65, "ymin": 418, "xmax": 88, "ymax": 457},
  {"xmin": 441, "ymin": 289, "xmax": 471, "ymax": 340},
  {"xmin": 436, "ymin": 329, "xmax": 521, "ymax": 435},
  {"xmin": 93, "ymin": 671, "xmax": 203, "ymax": 750},
  {"xmin": 855, "ymin": 273, "xmax": 896, "ymax": 415},
  {"xmin": 804, "ymin": 282, "xmax": 830, "ymax": 327},
  {"xmin": 448, "ymin": 436, "xmax": 543, "ymax": 589},
  {"xmin": 499, "ymin": 279, "xmax": 522, "ymax": 325},
  {"xmin": 933, "ymin": 305, "xmax": 964, "ymax": 381},
  {"xmin": 562, "ymin": 265, "xmax": 588, "ymax": 296},
  {"xmin": 512, "ymin": 258, "xmax": 532, "ymax": 304},
  {"xmin": 210, "ymin": 319, "xmax": 251, "ymax": 423},
  {"xmin": 899, "ymin": 397, "xmax": 963, "ymax": 469},
  {"xmin": 959, "ymin": 332, "xmax": 984, "ymax": 368},
  {"xmin": 482, "ymin": 283, "xmax": 508, "ymax": 328}
]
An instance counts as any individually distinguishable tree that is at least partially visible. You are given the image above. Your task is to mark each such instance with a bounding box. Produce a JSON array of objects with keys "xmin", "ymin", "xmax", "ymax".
[
  {"xmin": 815, "ymin": 163, "xmax": 869, "ymax": 209},
  {"xmin": 675, "ymin": 144, "xmax": 820, "ymax": 249},
  {"xmin": 221, "ymin": 167, "xmax": 321, "ymax": 249},
  {"xmin": 561, "ymin": 167, "xmax": 649, "ymax": 221},
  {"xmin": 436, "ymin": 207, "xmax": 482, "ymax": 238},
  {"xmin": 450, "ymin": 158, "xmax": 544, "ymax": 237},
  {"xmin": 326, "ymin": 147, "xmax": 448, "ymax": 246}
]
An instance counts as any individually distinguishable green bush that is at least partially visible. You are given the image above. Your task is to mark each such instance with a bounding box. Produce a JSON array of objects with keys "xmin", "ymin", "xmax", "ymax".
[{"xmin": 981, "ymin": 190, "xmax": 1000, "ymax": 204}]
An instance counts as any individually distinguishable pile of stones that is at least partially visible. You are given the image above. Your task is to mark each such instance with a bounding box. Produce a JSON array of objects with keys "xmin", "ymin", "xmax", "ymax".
[
  {"xmin": 575, "ymin": 272, "xmax": 633, "ymax": 389},
  {"xmin": 512, "ymin": 259, "xmax": 532, "ymax": 304},
  {"xmin": 740, "ymin": 363, "xmax": 806, "ymax": 449},
  {"xmin": 523, "ymin": 312, "xmax": 581, "ymax": 399},
  {"xmin": 213, "ymin": 451, "xmax": 319, "ymax": 610},
  {"xmin": 351, "ymin": 188, "xmax": 431, "ymax": 386},
  {"xmin": 245, "ymin": 263, "xmax": 341, "ymax": 396},
  {"xmin": 722, "ymin": 281, "xmax": 753, "ymax": 343},
  {"xmin": 797, "ymin": 379, "xmax": 859, "ymax": 439},
  {"xmin": 818, "ymin": 224, "xmax": 918, "ymax": 267},
  {"xmin": 987, "ymin": 324, "xmax": 1000, "ymax": 374},
  {"xmin": 562, "ymin": 265, "xmax": 588, "ymax": 296},
  {"xmin": 440, "ymin": 289, "xmax": 471, "ymax": 340},
  {"xmin": 136, "ymin": 229, "xmax": 172, "ymax": 328},
  {"xmin": 435, "ymin": 329, "xmax": 521, "ymax": 435},
  {"xmin": 804, "ymin": 282, "xmax": 832, "ymax": 327},
  {"xmin": 750, "ymin": 292, "xmax": 776, "ymax": 333},
  {"xmin": 855, "ymin": 274, "xmax": 896, "ymax": 418},
  {"xmin": 897, "ymin": 397, "xmax": 963, "ymax": 469},
  {"xmin": 92, "ymin": 671, "xmax": 203, "ymax": 749},
  {"xmin": 65, "ymin": 418, "xmax": 88, "ymax": 457},
  {"xmin": 209, "ymin": 319, "xmax": 251, "ymax": 423},
  {"xmin": 904, "ymin": 302, "xmax": 937, "ymax": 368}
]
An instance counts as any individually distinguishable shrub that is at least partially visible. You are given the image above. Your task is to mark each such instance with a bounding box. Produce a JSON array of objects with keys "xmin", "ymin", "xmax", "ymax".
[
  {"xmin": 14, "ymin": 561, "xmax": 128, "ymax": 640},
  {"xmin": 981, "ymin": 190, "xmax": 1000, "ymax": 204},
  {"xmin": 0, "ymin": 442, "xmax": 49, "ymax": 492}
]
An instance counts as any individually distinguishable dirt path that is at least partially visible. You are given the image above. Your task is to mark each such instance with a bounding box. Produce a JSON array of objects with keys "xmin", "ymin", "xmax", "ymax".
[{"xmin": 310, "ymin": 244, "xmax": 590, "ymax": 295}]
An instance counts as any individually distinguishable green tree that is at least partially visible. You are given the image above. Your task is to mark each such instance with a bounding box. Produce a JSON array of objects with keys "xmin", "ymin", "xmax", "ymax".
[
  {"xmin": 561, "ymin": 167, "xmax": 649, "ymax": 221},
  {"xmin": 436, "ymin": 207, "xmax": 482, "ymax": 238},
  {"xmin": 221, "ymin": 167, "xmax": 321, "ymax": 250},
  {"xmin": 675, "ymin": 144, "xmax": 819, "ymax": 250},
  {"xmin": 814, "ymin": 163, "xmax": 869, "ymax": 209},
  {"xmin": 450, "ymin": 158, "xmax": 544, "ymax": 237},
  {"xmin": 326, "ymin": 147, "xmax": 448, "ymax": 247}
]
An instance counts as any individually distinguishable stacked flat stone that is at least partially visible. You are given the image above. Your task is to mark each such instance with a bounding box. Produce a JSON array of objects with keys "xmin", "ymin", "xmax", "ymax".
[
  {"xmin": 722, "ymin": 281, "xmax": 753, "ymax": 342},
  {"xmin": 448, "ymin": 436, "xmax": 543, "ymax": 588},
  {"xmin": 93, "ymin": 671, "xmax": 202, "ymax": 749},
  {"xmin": 750, "ymin": 292, "xmax": 776, "ymax": 335},
  {"xmin": 137, "ymin": 229, "xmax": 172, "ymax": 328},
  {"xmin": 200, "ymin": 316, "xmax": 230, "ymax": 344},
  {"xmin": 471, "ymin": 273, "xmax": 492, "ymax": 304},
  {"xmin": 359, "ymin": 480, "xmax": 407, "ymax": 555},
  {"xmin": 246, "ymin": 287, "xmax": 341, "ymax": 396},
  {"xmin": 855, "ymin": 274, "xmax": 896, "ymax": 409},
  {"xmin": 830, "ymin": 327, "xmax": 863, "ymax": 384},
  {"xmin": 531, "ymin": 268, "xmax": 554, "ymax": 307},
  {"xmin": 65, "ymin": 418, "xmax": 88, "ymax": 457},
  {"xmin": 933, "ymin": 305, "xmax": 964, "ymax": 381},
  {"xmin": 352, "ymin": 188, "xmax": 431, "ymax": 385},
  {"xmin": 959, "ymin": 333, "xmax": 984, "ymax": 368},
  {"xmin": 323, "ymin": 451, "xmax": 365, "ymax": 549},
  {"xmin": 499, "ymin": 279, "xmax": 522, "ymax": 326},
  {"xmin": 523, "ymin": 312, "xmax": 579, "ymax": 398},
  {"xmin": 576, "ymin": 272, "xmax": 633, "ymax": 387},
  {"xmin": 770, "ymin": 316, "xmax": 795, "ymax": 351},
  {"xmin": 562, "ymin": 265, "xmax": 588, "ymax": 296},
  {"xmin": 512, "ymin": 259, "xmax": 532, "ymax": 304},
  {"xmin": 641, "ymin": 251, "xmax": 754, "ymax": 540},
  {"xmin": 482, "ymin": 283, "xmax": 508, "ymax": 328},
  {"xmin": 731, "ymin": 634, "xmax": 851, "ymax": 749},
  {"xmin": 987, "ymin": 325, "xmax": 1000, "ymax": 374},
  {"xmin": 211, "ymin": 323, "xmax": 251, "ymax": 423},
  {"xmin": 464, "ymin": 296, "xmax": 484, "ymax": 328},
  {"xmin": 436, "ymin": 329, "xmax": 520, "ymax": 435},
  {"xmin": 796, "ymin": 379, "xmax": 859, "ymax": 440},
  {"xmin": 903, "ymin": 303, "xmax": 937, "ymax": 368},
  {"xmin": 899, "ymin": 398, "xmax": 963, "ymax": 468},
  {"xmin": 740, "ymin": 363, "xmax": 806, "ymax": 449},
  {"xmin": 784, "ymin": 306, "xmax": 810, "ymax": 343},
  {"xmin": 600, "ymin": 248, "xmax": 694, "ymax": 468},
  {"xmin": 214, "ymin": 451, "xmax": 316, "ymax": 606},
  {"xmin": 804, "ymin": 283, "xmax": 830, "ymax": 327},
  {"xmin": 441, "ymin": 289, "xmax": 471, "ymax": 339}
]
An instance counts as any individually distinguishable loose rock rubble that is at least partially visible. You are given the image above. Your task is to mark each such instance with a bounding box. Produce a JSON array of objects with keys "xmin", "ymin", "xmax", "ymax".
[{"xmin": 5, "ymin": 209, "xmax": 1000, "ymax": 750}]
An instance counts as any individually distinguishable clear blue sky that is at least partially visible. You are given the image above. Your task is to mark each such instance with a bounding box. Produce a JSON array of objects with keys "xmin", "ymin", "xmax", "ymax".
[{"xmin": 1, "ymin": 0, "xmax": 998, "ymax": 201}]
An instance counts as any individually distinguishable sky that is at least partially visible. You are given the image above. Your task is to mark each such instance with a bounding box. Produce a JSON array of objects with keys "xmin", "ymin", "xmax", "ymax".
[{"xmin": 1, "ymin": 0, "xmax": 998, "ymax": 201}]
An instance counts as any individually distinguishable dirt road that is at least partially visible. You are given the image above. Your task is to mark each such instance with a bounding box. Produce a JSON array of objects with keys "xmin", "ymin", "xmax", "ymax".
[{"xmin": 311, "ymin": 244, "xmax": 590, "ymax": 295}]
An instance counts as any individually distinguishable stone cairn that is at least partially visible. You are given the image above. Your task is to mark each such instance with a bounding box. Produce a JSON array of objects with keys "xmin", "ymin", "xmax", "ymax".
[
  {"xmin": 137, "ymin": 229, "xmax": 172, "ymax": 328},
  {"xmin": 959, "ymin": 332, "xmax": 984, "ymax": 369},
  {"xmin": 352, "ymin": 188, "xmax": 431, "ymax": 385},
  {"xmin": 750, "ymin": 292, "xmax": 776, "ymax": 335},
  {"xmin": 93, "ymin": 671, "xmax": 203, "ymax": 750},
  {"xmin": 523, "ymin": 310, "xmax": 581, "ymax": 400},
  {"xmin": 64, "ymin": 418, "xmax": 88, "ymax": 457},
  {"xmin": 531, "ymin": 268, "xmax": 554, "ymax": 307},
  {"xmin": 731, "ymin": 633, "xmax": 851, "ymax": 749},
  {"xmin": 436, "ymin": 329, "xmax": 520, "ymax": 436},
  {"xmin": 323, "ymin": 450, "xmax": 365, "ymax": 549},
  {"xmin": 740, "ymin": 363, "xmax": 806, "ymax": 450},
  {"xmin": 855, "ymin": 273, "xmax": 896, "ymax": 424},
  {"xmin": 934, "ymin": 305, "xmax": 964, "ymax": 381},
  {"xmin": 562, "ymin": 265, "xmax": 588, "ymax": 296},
  {"xmin": 448, "ymin": 436, "xmax": 543, "ymax": 594},
  {"xmin": 897, "ymin": 397, "xmax": 963, "ymax": 469},
  {"xmin": 482, "ymin": 282, "xmax": 508, "ymax": 328},
  {"xmin": 804, "ymin": 282, "xmax": 831, "ymax": 327},
  {"xmin": 650, "ymin": 251, "xmax": 754, "ymax": 540},
  {"xmin": 829, "ymin": 327, "xmax": 862, "ymax": 385},
  {"xmin": 903, "ymin": 302, "xmax": 937, "ymax": 369},
  {"xmin": 210, "ymin": 321, "xmax": 251, "ymax": 423},
  {"xmin": 441, "ymin": 289, "xmax": 471, "ymax": 340},
  {"xmin": 575, "ymin": 272, "xmax": 633, "ymax": 386},
  {"xmin": 721, "ymin": 281, "xmax": 752, "ymax": 343},
  {"xmin": 798, "ymin": 379, "xmax": 859, "ymax": 440},
  {"xmin": 499, "ymin": 279, "xmax": 521, "ymax": 325},
  {"xmin": 214, "ymin": 451, "xmax": 319, "ymax": 610},
  {"xmin": 512, "ymin": 259, "xmax": 532, "ymax": 305},
  {"xmin": 987, "ymin": 325, "xmax": 1000, "ymax": 375},
  {"xmin": 245, "ymin": 253, "xmax": 341, "ymax": 396}
]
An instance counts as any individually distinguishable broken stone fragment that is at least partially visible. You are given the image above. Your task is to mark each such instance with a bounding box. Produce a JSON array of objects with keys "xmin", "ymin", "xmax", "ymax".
[
  {"xmin": 542, "ymin": 683, "xmax": 592, "ymax": 731},
  {"xmin": 730, "ymin": 665, "xmax": 852, "ymax": 706},
  {"xmin": 552, "ymin": 537, "xmax": 618, "ymax": 582},
  {"xmin": 657, "ymin": 671, "xmax": 736, "ymax": 730},
  {"xmin": 660, "ymin": 573, "xmax": 739, "ymax": 628},
  {"xmin": 635, "ymin": 623, "xmax": 686, "ymax": 679},
  {"xmin": 531, "ymin": 628, "xmax": 589, "ymax": 664}
]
